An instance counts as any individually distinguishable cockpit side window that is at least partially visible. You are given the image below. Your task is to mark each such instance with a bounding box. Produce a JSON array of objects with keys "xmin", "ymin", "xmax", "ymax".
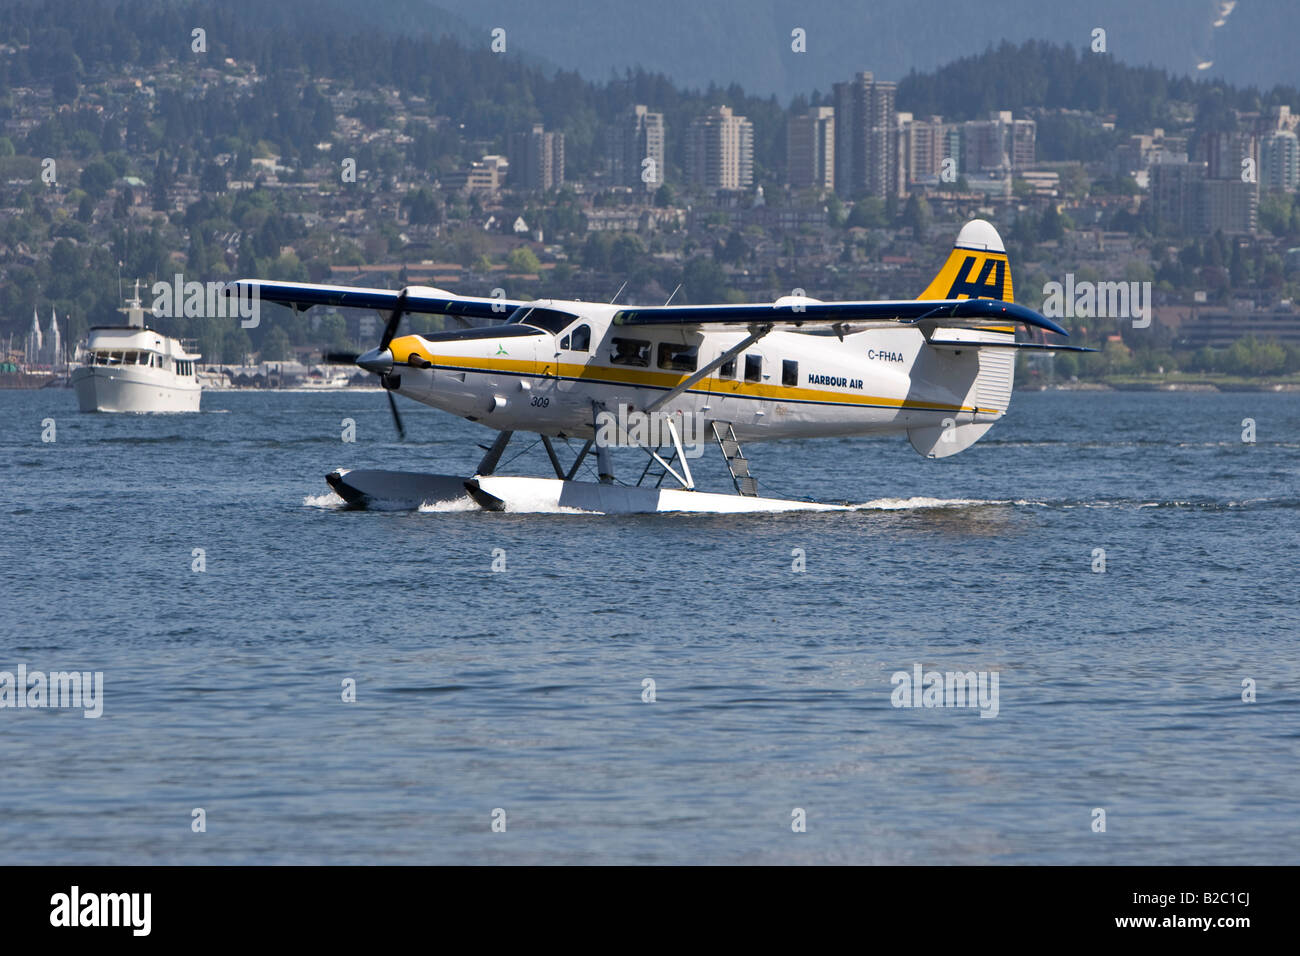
[
  {"xmin": 506, "ymin": 307, "xmax": 576, "ymax": 334},
  {"xmin": 570, "ymin": 324, "xmax": 591, "ymax": 352}
]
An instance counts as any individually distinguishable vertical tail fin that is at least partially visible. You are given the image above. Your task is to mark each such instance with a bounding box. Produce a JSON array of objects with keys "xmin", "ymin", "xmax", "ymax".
[
  {"xmin": 907, "ymin": 219, "xmax": 1016, "ymax": 458},
  {"xmin": 916, "ymin": 219, "xmax": 1014, "ymax": 304}
]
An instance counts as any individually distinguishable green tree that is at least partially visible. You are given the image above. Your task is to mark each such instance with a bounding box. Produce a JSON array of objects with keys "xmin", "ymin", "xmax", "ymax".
[
  {"xmin": 506, "ymin": 246, "xmax": 541, "ymax": 273},
  {"xmin": 846, "ymin": 198, "xmax": 886, "ymax": 229},
  {"xmin": 901, "ymin": 194, "xmax": 931, "ymax": 240},
  {"xmin": 682, "ymin": 257, "xmax": 728, "ymax": 303},
  {"xmin": 260, "ymin": 326, "xmax": 291, "ymax": 361},
  {"xmin": 78, "ymin": 160, "xmax": 115, "ymax": 200}
]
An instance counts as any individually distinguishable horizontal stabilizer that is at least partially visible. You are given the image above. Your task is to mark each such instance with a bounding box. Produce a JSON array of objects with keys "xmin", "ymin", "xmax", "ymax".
[{"xmin": 924, "ymin": 328, "xmax": 1096, "ymax": 353}]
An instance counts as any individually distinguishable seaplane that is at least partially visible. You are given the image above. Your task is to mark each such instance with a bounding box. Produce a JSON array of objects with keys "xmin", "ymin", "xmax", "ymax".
[{"xmin": 230, "ymin": 219, "xmax": 1090, "ymax": 514}]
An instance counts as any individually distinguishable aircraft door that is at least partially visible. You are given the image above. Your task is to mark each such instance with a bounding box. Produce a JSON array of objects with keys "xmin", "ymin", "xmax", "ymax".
[
  {"xmin": 553, "ymin": 322, "xmax": 592, "ymax": 394},
  {"xmin": 706, "ymin": 338, "xmax": 768, "ymax": 429}
]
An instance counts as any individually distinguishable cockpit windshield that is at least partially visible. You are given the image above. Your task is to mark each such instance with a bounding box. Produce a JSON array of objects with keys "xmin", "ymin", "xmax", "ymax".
[{"xmin": 505, "ymin": 306, "xmax": 579, "ymax": 334}]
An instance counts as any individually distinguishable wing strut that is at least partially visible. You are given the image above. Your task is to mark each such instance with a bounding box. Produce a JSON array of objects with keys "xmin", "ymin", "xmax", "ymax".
[
  {"xmin": 476, "ymin": 430, "xmax": 514, "ymax": 476},
  {"xmin": 644, "ymin": 324, "xmax": 772, "ymax": 413}
]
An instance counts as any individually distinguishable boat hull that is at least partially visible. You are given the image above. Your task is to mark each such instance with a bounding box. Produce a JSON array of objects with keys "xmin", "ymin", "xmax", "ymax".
[{"xmin": 70, "ymin": 366, "xmax": 201, "ymax": 413}]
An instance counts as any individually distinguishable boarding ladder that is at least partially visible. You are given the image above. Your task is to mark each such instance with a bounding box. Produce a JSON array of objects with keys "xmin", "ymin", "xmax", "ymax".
[
  {"xmin": 711, "ymin": 422, "xmax": 757, "ymax": 497},
  {"xmin": 636, "ymin": 445, "xmax": 681, "ymax": 488}
]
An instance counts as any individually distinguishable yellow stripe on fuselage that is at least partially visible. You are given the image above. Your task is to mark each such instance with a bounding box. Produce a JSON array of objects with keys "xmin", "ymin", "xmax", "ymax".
[{"xmin": 390, "ymin": 338, "xmax": 977, "ymax": 414}]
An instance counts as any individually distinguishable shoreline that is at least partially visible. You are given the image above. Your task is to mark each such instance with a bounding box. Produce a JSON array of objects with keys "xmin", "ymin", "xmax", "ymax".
[{"xmin": 1017, "ymin": 381, "xmax": 1300, "ymax": 392}]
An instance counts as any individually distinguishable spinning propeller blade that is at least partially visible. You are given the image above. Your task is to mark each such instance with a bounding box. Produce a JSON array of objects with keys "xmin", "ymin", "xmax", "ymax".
[
  {"xmin": 379, "ymin": 289, "xmax": 411, "ymax": 439},
  {"xmin": 379, "ymin": 289, "xmax": 408, "ymax": 351},
  {"xmin": 341, "ymin": 287, "xmax": 414, "ymax": 440},
  {"xmin": 385, "ymin": 386, "xmax": 406, "ymax": 441}
]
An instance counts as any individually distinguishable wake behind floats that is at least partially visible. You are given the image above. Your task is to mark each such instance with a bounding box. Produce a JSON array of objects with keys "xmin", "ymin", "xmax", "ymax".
[{"xmin": 231, "ymin": 219, "xmax": 1091, "ymax": 514}]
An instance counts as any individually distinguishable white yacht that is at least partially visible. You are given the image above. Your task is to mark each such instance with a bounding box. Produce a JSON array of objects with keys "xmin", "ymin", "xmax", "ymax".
[{"xmin": 70, "ymin": 282, "xmax": 202, "ymax": 413}]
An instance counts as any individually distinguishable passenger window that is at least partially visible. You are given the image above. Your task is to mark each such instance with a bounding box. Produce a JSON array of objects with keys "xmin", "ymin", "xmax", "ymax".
[
  {"xmin": 744, "ymin": 354, "xmax": 762, "ymax": 382},
  {"xmin": 657, "ymin": 342, "xmax": 698, "ymax": 372},
  {"xmin": 610, "ymin": 337, "xmax": 650, "ymax": 367},
  {"xmin": 782, "ymin": 359, "xmax": 798, "ymax": 387},
  {"xmin": 571, "ymin": 324, "xmax": 590, "ymax": 352},
  {"xmin": 719, "ymin": 357, "xmax": 736, "ymax": 379}
]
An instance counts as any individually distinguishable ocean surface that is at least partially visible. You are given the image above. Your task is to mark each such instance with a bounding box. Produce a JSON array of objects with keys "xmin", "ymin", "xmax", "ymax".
[{"xmin": 1, "ymin": 386, "xmax": 1297, "ymax": 865}]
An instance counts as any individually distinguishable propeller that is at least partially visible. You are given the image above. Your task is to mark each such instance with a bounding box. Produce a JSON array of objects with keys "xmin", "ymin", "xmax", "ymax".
[
  {"xmin": 377, "ymin": 290, "xmax": 410, "ymax": 439},
  {"xmin": 385, "ymin": 387, "xmax": 406, "ymax": 440},
  {"xmin": 341, "ymin": 288, "xmax": 413, "ymax": 440},
  {"xmin": 379, "ymin": 289, "xmax": 408, "ymax": 351}
]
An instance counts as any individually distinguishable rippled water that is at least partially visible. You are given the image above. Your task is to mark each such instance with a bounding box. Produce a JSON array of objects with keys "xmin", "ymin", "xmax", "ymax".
[{"xmin": 2, "ymin": 387, "xmax": 1297, "ymax": 864}]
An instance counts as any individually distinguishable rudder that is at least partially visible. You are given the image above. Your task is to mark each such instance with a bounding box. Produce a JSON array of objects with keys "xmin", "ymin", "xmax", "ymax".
[{"xmin": 916, "ymin": 219, "xmax": 1014, "ymax": 304}]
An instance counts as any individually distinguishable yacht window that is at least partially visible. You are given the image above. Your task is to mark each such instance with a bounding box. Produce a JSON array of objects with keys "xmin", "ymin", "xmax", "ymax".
[
  {"xmin": 718, "ymin": 357, "xmax": 736, "ymax": 379},
  {"xmin": 570, "ymin": 324, "xmax": 591, "ymax": 352},
  {"xmin": 609, "ymin": 337, "xmax": 650, "ymax": 367},
  {"xmin": 744, "ymin": 354, "xmax": 762, "ymax": 382},
  {"xmin": 782, "ymin": 359, "xmax": 798, "ymax": 387},
  {"xmin": 657, "ymin": 342, "xmax": 698, "ymax": 372}
]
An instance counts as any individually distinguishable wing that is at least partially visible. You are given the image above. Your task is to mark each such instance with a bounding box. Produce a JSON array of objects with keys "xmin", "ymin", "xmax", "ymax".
[
  {"xmin": 227, "ymin": 280, "xmax": 530, "ymax": 321},
  {"xmin": 612, "ymin": 297, "xmax": 1072, "ymax": 338}
]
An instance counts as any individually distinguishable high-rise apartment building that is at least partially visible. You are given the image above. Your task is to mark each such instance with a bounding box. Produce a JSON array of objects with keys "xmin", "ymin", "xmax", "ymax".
[
  {"xmin": 786, "ymin": 106, "xmax": 835, "ymax": 191},
  {"xmin": 1261, "ymin": 129, "xmax": 1299, "ymax": 191},
  {"xmin": 609, "ymin": 105, "xmax": 665, "ymax": 191},
  {"xmin": 832, "ymin": 71, "xmax": 896, "ymax": 199},
  {"xmin": 509, "ymin": 124, "xmax": 565, "ymax": 191},
  {"xmin": 685, "ymin": 106, "xmax": 754, "ymax": 191}
]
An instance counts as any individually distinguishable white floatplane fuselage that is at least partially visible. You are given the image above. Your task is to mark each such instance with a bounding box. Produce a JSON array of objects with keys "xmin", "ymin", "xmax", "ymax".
[
  {"xmin": 234, "ymin": 219, "xmax": 1089, "ymax": 513},
  {"xmin": 376, "ymin": 309, "xmax": 1013, "ymax": 459}
]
